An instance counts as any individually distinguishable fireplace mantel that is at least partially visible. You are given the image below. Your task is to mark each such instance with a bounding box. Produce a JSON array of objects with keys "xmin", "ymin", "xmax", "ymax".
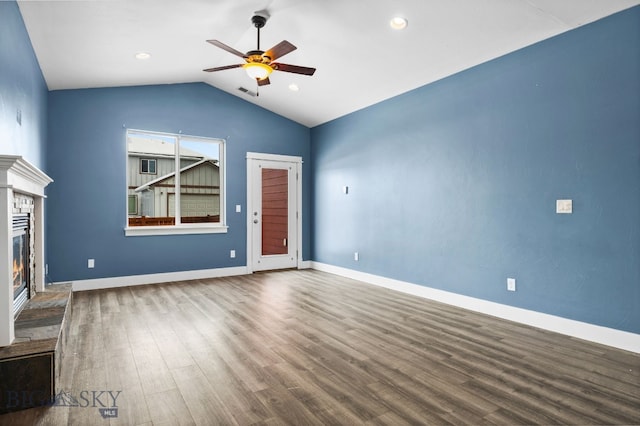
[{"xmin": 0, "ymin": 155, "xmax": 53, "ymax": 347}]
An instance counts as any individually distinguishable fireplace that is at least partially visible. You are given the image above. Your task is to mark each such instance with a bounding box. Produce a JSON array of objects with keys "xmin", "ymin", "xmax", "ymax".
[
  {"xmin": 0, "ymin": 155, "xmax": 53, "ymax": 347},
  {"xmin": 13, "ymin": 214, "xmax": 30, "ymax": 316}
]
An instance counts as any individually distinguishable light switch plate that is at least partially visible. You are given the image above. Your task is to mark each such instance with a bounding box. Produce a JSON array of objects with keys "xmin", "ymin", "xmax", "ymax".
[
  {"xmin": 235, "ymin": 204, "xmax": 241, "ymax": 213},
  {"xmin": 556, "ymin": 199, "xmax": 572, "ymax": 214}
]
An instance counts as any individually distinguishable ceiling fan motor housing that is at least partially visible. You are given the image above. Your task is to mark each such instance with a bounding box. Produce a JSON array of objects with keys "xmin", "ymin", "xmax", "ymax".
[
  {"xmin": 252, "ymin": 11, "xmax": 269, "ymax": 29},
  {"xmin": 246, "ymin": 51, "xmax": 271, "ymax": 64}
]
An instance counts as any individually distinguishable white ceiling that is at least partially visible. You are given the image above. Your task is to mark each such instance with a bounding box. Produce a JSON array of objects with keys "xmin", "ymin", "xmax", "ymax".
[{"xmin": 17, "ymin": 0, "xmax": 639, "ymax": 127}]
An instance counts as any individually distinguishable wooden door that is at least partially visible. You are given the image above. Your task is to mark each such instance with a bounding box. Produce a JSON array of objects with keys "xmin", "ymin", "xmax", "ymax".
[{"xmin": 247, "ymin": 155, "xmax": 300, "ymax": 272}]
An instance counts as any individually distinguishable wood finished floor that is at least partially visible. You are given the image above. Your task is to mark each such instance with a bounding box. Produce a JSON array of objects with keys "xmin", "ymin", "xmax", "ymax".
[{"xmin": 1, "ymin": 269, "xmax": 638, "ymax": 425}]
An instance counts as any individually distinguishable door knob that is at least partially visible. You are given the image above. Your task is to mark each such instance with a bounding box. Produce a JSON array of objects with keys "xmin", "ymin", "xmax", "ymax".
[{"xmin": 253, "ymin": 219, "xmax": 259, "ymax": 224}]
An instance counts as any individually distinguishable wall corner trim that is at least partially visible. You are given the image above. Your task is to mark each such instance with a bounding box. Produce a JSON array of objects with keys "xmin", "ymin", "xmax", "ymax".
[
  {"xmin": 62, "ymin": 266, "xmax": 249, "ymax": 292},
  {"xmin": 310, "ymin": 262, "xmax": 640, "ymax": 354}
]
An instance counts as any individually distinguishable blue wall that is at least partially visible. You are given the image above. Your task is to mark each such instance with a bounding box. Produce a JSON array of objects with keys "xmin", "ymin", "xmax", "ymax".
[
  {"xmin": 311, "ymin": 7, "xmax": 640, "ymax": 333},
  {"xmin": 0, "ymin": 1, "xmax": 48, "ymax": 169},
  {"xmin": 47, "ymin": 83, "xmax": 311, "ymax": 281}
]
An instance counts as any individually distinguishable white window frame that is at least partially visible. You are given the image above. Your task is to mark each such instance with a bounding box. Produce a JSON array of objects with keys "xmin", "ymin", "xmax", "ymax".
[
  {"xmin": 140, "ymin": 158, "xmax": 157, "ymax": 174},
  {"xmin": 125, "ymin": 129, "xmax": 228, "ymax": 236}
]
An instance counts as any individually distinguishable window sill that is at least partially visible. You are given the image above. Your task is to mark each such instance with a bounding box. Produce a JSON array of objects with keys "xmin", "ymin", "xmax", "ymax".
[{"xmin": 125, "ymin": 224, "xmax": 228, "ymax": 237}]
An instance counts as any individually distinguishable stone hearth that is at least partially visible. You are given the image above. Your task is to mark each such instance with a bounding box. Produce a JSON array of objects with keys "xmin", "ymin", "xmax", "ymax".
[{"xmin": 0, "ymin": 283, "xmax": 72, "ymax": 414}]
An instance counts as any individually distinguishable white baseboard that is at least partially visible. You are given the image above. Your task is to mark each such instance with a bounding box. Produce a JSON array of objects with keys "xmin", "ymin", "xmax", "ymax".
[
  {"xmin": 299, "ymin": 260, "xmax": 312, "ymax": 269},
  {"xmin": 311, "ymin": 262, "xmax": 640, "ymax": 354},
  {"xmin": 62, "ymin": 266, "xmax": 249, "ymax": 292},
  {"xmin": 61, "ymin": 262, "xmax": 314, "ymax": 292}
]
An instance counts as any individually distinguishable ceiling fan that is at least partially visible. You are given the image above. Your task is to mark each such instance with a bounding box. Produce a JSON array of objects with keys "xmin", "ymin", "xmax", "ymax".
[{"xmin": 203, "ymin": 11, "xmax": 316, "ymax": 87}]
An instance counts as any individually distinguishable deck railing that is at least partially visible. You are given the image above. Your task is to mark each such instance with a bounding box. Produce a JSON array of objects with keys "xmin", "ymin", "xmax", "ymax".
[{"xmin": 128, "ymin": 215, "xmax": 220, "ymax": 226}]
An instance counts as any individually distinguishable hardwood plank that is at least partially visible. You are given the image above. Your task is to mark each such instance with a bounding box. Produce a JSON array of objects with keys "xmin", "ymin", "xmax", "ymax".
[
  {"xmin": 264, "ymin": 361, "xmax": 365, "ymax": 425},
  {"xmin": 191, "ymin": 350, "xmax": 270, "ymax": 425},
  {"xmin": 170, "ymin": 364, "xmax": 237, "ymax": 425},
  {"xmin": 144, "ymin": 388, "xmax": 195, "ymax": 426},
  {"xmin": 104, "ymin": 351, "xmax": 152, "ymax": 426},
  {"xmin": 131, "ymin": 343, "xmax": 177, "ymax": 396},
  {"xmin": 252, "ymin": 375, "xmax": 325, "ymax": 426},
  {"xmin": 107, "ymin": 383, "xmax": 150, "ymax": 426}
]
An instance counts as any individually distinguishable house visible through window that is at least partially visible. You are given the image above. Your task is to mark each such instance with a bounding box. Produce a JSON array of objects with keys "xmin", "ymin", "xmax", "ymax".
[
  {"xmin": 126, "ymin": 129, "xmax": 226, "ymax": 235},
  {"xmin": 140, "ymin": 158, "xmax": 156, "ymax": 174}
]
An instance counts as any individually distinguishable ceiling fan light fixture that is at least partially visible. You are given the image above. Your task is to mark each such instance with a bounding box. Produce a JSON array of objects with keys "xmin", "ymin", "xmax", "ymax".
[
  {"xmin": 244, "ymin": 62, "xmax": 273, "ymax": 80},
  {"xmin": 390, "ymin": 16, "xmax": 408, "ymax": 30}
]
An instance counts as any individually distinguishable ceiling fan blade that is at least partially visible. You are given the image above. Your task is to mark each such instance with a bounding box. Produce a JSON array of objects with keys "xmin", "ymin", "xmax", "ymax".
[
  {"xmin": 272, "ymin": 63, "xmax": 316, "ymax": 76},
  {"xmin": 264, "ymin": 40, "xmax": 297, "ymax": 61},
  {"xmin": 203, "ymin": 64, "xmax": 244, "ymax": 72},
  {"xmin": 257, "ymin": 77, "xmax": 271, "ymax": 86},
  {"xmin": 206, "ymin": 40, "xmax": 246, "ymax": 58}
]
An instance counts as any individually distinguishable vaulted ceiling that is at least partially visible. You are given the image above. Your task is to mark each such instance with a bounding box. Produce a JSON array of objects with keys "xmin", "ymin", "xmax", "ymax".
[{"xmin": 18, "ymin": 0, "xmax": 639, "ymax": 127}]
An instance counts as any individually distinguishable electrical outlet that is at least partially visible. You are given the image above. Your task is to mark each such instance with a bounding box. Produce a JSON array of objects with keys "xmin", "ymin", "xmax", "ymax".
[
  {"xmin": 354, "ymin": 252, "xmax": 359, "ymax": 261},
  {"xmin": 88, "ymin": 259, "xmax": 95, "ymax": 269},
  {"xmin": 556, "ymin": 199, "xmax": 572, "ymax": 214},
  {"xmin": 507, "ymin": 278, "xmax": 516, "ymax": 292},
  {"xmin": 230, "ymin": 250, "xmax": 236, "ymax": 258},
  {"xmin": 236, "ymin": 204, "xmax": 241, "ymax": 213}
]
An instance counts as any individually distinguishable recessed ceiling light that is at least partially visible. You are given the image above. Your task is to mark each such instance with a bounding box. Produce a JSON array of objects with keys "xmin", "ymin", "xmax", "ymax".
[
  {"xmin": 390, "ymin": 16, "xmax": 408, "ymax": 30},
  {"xmin": 288, "ymin": 83, "xmax": 299, "ymax": 92},
  {"xmin": 135, "ymin": 52, "xmax": 151, "ymax": 60}
]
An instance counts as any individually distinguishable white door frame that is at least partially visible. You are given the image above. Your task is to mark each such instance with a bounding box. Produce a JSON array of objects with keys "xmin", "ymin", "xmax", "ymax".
[{"xmin": 246, "ymin": 152, "xmax": 303, "ymax": 273}]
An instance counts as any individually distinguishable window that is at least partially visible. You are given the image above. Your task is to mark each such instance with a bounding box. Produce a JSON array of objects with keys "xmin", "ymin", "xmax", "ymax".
[
  {"xmin": 140, "ymin": 158, "xmax": 157, "ymax": 174},
  {"xmin": 125, "ymin": 129, "xmax": 226, "ymax": 236},
  {"xmin": 128, "ymin": 195, "xmax": 138, "ymax": 215}
]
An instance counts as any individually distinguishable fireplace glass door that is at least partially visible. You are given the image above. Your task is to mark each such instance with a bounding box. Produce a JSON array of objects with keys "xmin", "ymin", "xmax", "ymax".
[{"xmin": 13, "ymin": 214, "xmax": 29, "ymax": 315}]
